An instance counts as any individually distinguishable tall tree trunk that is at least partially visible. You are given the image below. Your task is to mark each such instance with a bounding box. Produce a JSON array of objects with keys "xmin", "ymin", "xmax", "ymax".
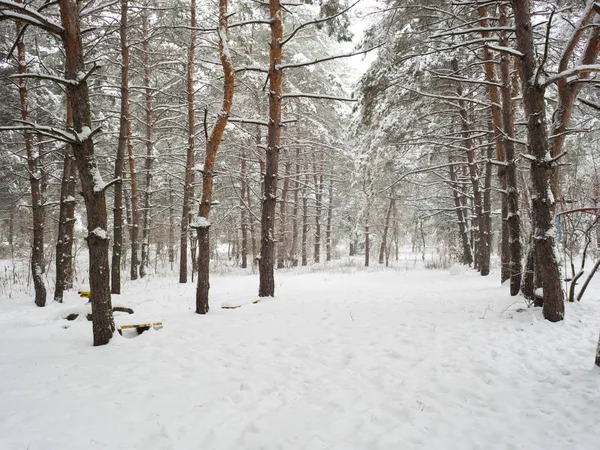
[
  {"xmin": 16, "ymin": 19, "xmax": 46, "ymax": 307},
  {"xmin": 111, "ymin": 0, "xmax": 131, "ymax": 294},
  {"xmin": 512, "ymin": 0, "xmax": 564, "ymax": 322},
  {"xmin": 195, "ymin": 0, "xmax": 234, "ymax": 314},
  {"xmin": 477, "ymin": 2, "xmax": 509, "ymax": 282},
  {"xmin": 290, "ymin": 147, "xmax": 300, "ymax": 266},
  {"xmin": 168, "ymin": 163, "xmax": 175, "ymax": 271},
  {"xmin": 499, "ymin": 4, "xmax": 522, "ymax": 294},
  {"xmin": 449, "ymin": 160, "xmax": 473, "ymax": 265},
  {"xmin": 258, "ymin": 0, "xmax": 283, "ymax": 297},
  {"xmin": 54, "ymin": 99, "xmax": 77, "ymax": 302},
  {"xmin": 127, "ymin": 123, "xmax": 139, "ymax": 280},
  {"xmin": 59, "ymin": 0, "xmax": 114, "ymax": 345},
  {"xmin": 379, "ymin": 197, "xmax": 394, "ymax": 265},
  {"xmin": 313, "ymin": 154, "xmax": 323, "ymax": 263},
  {"xmin": 140, "ymin": 8, "xmax": 154, "ymax": 278},
  {"xmin": 452, "ymin": 58, "xmax": 484, "ymax": 273},
  {"xmin": 325, "ymin": 170, "xmax": 334, "ymax": 262},
  {"xmin": 480, "ymin": 131, "xmax": 493, "ymax": 276},
  {"xmin": 240, "ymin": 143, "xmax": 248, "ymax": 268},
  {"xmin": 180, "ymin": 0, "xmax": 197, "ymax": 284},
  {"xmin": 277, "ymin": 158, "xmax": 291, "ymax": 268},
  {"xmin": 301, "ymin": 169, "xmax": 309, "ymax": 266}
]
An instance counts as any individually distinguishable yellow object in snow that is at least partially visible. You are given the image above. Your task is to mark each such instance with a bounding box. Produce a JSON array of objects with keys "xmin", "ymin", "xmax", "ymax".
[{"xmin": 78, "ymin": 291, "xmax": 91, "ymax": 299}]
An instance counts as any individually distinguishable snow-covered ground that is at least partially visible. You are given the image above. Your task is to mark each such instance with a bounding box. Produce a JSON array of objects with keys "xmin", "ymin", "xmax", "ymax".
[{"xmin": 1, "ymin": 264, "xmax": 600, "ymax": 449}]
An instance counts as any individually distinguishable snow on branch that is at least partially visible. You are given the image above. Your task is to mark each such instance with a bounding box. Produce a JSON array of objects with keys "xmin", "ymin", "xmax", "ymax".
[
  {"xmin": 579, "ymin": 96, "xmax": 600, "ymax": 111},
  {"xmin": 281, "ymin": 0, "xmax": 361, "ymax": 46},
  {"xmin": 282, "ymin": 93, "xmax": 357, "ymax": 102},
  {"xmin": 0, "ymin": 0, "xmax": 64, "ymax": 35},
  {"xmin": 432, "ymin": 26, "xmax": 514, "ymax": 38},
  {"xmin": 543, "ymin": 64, "xmax": 600, "ymax": 86},
  {"xmin": 235, "ymin": 65, "xmax": 268, "ymax": 73},
  {"xmin": 278, "ymin": 43, "xmax": 383, "ymax": 70},
  {"xmin": 229, "ymin": 18, "xmax": 272, "ymax": 29},
  {"xmin": 484, "ymin": 44, "xmax": 524, "ymax": 57}
]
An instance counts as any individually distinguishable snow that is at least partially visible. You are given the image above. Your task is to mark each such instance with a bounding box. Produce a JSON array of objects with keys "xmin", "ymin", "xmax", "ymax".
[
  {"xmin": 1, "ymin": 266, "xmax": 600, "ymax": 449},
  {"xmin": 91, "ymin": 167, "xmax": 105, "ymax": 193},
  {"xmin": 191, "ymin": 216, "xmax": 211, "ymax": 228},
  {"xmin": 75, "ymin": 126, "xmax": 92, "ymax": 141},
  {"xmin": 90, "ymin": 227, "xmax": 107, "ymax": 239}
]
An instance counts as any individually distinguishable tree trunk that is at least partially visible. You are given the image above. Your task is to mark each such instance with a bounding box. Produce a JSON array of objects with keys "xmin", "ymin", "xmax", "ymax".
[
  {"xmin": 127, "ymin": 125, "xmax": 139, "ymax": 280},
  {"xmin": 16, "ymin": 19, "xmax": 46, "ymax": 307},
  {"xmin": 258, "ymin": 0, "xmax": 283, "ymax": 297},
  {"xmin": 59, "ymin": 0, "xmax": 114, "ymax": 345},
  {"xmin": 499, "ymin": 4, "xmax": 522, "ymax": 294},
  {"xmin": 379, "ymin": 197, "xmax": 394, "ymax": 265},
  {"xmin": 180, "ymin": 0, "xmax": 197, "ymax": 284},
  {"xmin": 313, "ymin": 154, "xmax": 323, "ymax": 263},
  {"xmin": 512, "ymin": 0, "xmax": 564, "ymax": 322},
  {"xmin": 290, "ymin": 148, "xmax": 300, "ymax": 266},
  {"xmin": 195, "ymin": 0, "xmax": 234, "ymax": 314},
  {"xmin": 452, "ymin": 58, "xmax": 484, "ymax": 273},
  {"xmin": 325, "ymin": 170, "xmax": 334, "ymax": 262},
  {"xmin": 301, "ymin": 170, "xmax": 309, "ymax": 266},
  {"xmin": 480, "ymin": 134, "xmax": 493, "ymax": 276},
  {"xmin": 449, "ymin": 161, "xmax": 472, "ymax": 265},
  {"xmin": 140, "ymin": 9, "xmax": 154, "ymax": 278},
  {"xmin": 277, "ymin": 158, "xmax": 291, "ymax": 268},
  {"xmin": 54, "ymin": 99, "xmax": 77, "ymax": 302},
  {"xmin": 111, "ymin": 0, "xmax": 131, "ymax": 294},
  {"xmin": 240, "ymin": 143, "xmax": 248, "ymax": 268}
]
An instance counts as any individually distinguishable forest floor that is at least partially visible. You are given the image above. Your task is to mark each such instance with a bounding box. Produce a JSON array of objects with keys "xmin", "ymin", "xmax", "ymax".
[{"xmin": 1, "ymin": 259, "xmax": 600, "ymax": 449}]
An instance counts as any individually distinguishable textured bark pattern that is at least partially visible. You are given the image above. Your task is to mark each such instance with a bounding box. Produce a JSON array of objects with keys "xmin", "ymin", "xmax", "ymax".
[
  {"xmin": 59, "ymin": 0, "xmax": 114, "ymax": 345},
  {"xmin": 54, "ymin": 100, "xmax": 77, "ymax": 302},
  {"xmin": 111, "ymin": 0, "xmax": 130, "ymax": 294},
  {"xmin": 180, "ymin": 0, "xmax": 197, "ymax": 284},
  {"xmin": 240, "ymin": 144, "xmax": 248, "ymax": 268},
  {"xmin": 313, "ymin": 154, "xmax": 323, "ymax": 263},
  {"xmin": 140, "ymin": 8, "xmax": 153, "ymax": 278},
  {"xmin": 258, "ymin": 0, "xmax": 283, "ymax": 297},
  {"xmin": 499, "ymin": 5, "xmax": 522, "ymax": 295},
  {"xmin": 277, "ymin": 159, "xmax": 291, "ymax": 268},
  {"xmin": 452, "ymin": 58, "xmax": 484, "ymax": 272},
  {"xmin": 512, "ymin": 0, "xmax": 564, "ymax": 322},
  {"xmin": 16, "ymin": 19, "xmax": 46, "ymax": 307},
  {"xmin": 325, "ymin": 174, "xmax": 334, "ymax": 262},
  {"xmin": 195, "ymin": 0, "xmax": 234, "ymax": 314},
  {"xmin": 379, "ymin": 198, "xmax": 394, "ymax": 265},
  {"xmin": 449, "ymin": 161, "xmax": 473, "ymax": 266}
]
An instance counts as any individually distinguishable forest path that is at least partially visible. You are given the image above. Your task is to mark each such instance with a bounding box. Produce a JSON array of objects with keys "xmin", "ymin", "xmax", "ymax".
[{"xmin": 1, "ymin": 265, "xmax": 600, "ymax": 449}]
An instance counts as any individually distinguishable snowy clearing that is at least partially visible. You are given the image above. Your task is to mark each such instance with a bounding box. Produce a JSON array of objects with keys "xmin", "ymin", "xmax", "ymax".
[{"xmin": 1, "ymin": 267, "xmax": 600, "ymax": 449}]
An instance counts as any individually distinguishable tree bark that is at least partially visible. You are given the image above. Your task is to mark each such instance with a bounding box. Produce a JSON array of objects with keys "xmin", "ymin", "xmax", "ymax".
[
  {"xmin": 54, "ymin": 99, "xmax": 77, "ymax": 302},
  {"xmin": 449, "ymin": 160, "xmax": 472, "ymax": 265},
  {"xmin": 140, "ymin": 9, "xmax": 154, "ymax": 278},
  {"xmin": 258, "ymin": 0, "xmax": 283, "ymax": 297},
  {"xmin": 111, "ymin": 0, "xmax": 131, "ymax": 294},
  {"xmin": 301, "ymin": 169, "xmax": 309, "ymax": 266},
  {"xmin": 290, "ymin": 147, "xmax": 300, "ymax": 266},
  {"xmin": 277, "ymin": 158, "xmax": 291, "ymax": 268},
  {"xmin": 379, "ymin": 197, "xmax": 394, "ymax": 265},
  {"xmin": 180, "ymin": 0, "xmax": 197, "ymax": 284},
  {"xmin": 325, "ymin": 169, "xmax": 334, "ymax": 262},
  {"xmin": 59, "ymin": 0, "xmax": 114, "ymax": 345},
  {"xmin": 452, "ymin": 58, "xmax": 484, "ymax": 272},
  {"xmin": 240, "ymin": 143, "xmax": 248, "ymax": 268},
  {"xmin": 512, "ymin": 0, "xmax": 564, "ymax": 322},
  {"xmin": 16, "ymin": 18, "xmax": 46, "ymax": 307},
  {"xmin": 313, "ymin": 153, "xmax": 323, "ymax": 263},
  {"xmin": 499, "ymin": 4, "xmax": 522, "ymax": 294},
  {"xmin": 195, "ymin": 0, "xmax": 234, "ymax": 314}
]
